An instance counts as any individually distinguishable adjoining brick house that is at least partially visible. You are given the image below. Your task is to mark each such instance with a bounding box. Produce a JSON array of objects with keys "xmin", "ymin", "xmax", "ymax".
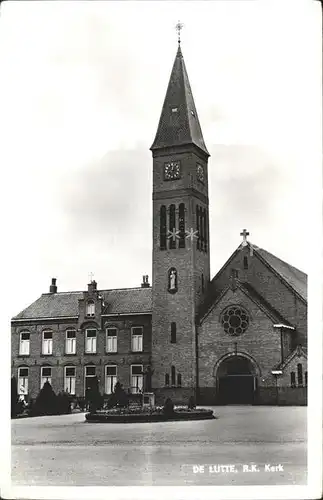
[{"xmin": 11, "ymin": 42, "xmax": 307, "ymax": 406}]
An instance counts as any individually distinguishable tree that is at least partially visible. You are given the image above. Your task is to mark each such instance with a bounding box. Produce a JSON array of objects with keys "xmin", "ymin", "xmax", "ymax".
[{"xmin": 11, "ymin": 377, "xmax": 19, "ymax": 418}]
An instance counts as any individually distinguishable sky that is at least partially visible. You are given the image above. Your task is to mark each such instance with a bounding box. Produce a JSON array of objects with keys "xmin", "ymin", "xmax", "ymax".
[{"xmin": 0, "ymin": 0, "xmax": 321, "ymax": 320}]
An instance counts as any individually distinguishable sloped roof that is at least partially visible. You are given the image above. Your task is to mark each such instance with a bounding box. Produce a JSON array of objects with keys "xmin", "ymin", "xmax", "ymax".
[
  {"xmin": 12, "ymin": 287, "xmax": 152, "ymax": 321},
  {"xmin": 273, "ymin": 345, "xmax": 307, "ymax": 371},
  {"xmin": 150, "ymin": 45, "xmax": 209, "ymax": 156},
  {"xmin": 210, "ymin": 241, "xmax": 307, "ymax": 303},
  {"xmin": 255, "ymin": 247, "xmax": 307, "ymax": 301}
]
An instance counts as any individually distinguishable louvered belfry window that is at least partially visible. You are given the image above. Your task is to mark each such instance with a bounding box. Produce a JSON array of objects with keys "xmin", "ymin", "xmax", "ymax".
[
  {"xmin": 178, "ymin": 203, "xmax": 185, "ymax": 248},
  {"xmin": 160, "ymin": 205, "xmax": 167, "ymax": 250},
  {"xmin": 169, "ymin": 204, "xmax": 176, "ymax": 249}
]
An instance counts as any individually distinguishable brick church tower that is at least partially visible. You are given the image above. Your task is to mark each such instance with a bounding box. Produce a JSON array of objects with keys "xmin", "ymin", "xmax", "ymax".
[{"xmin": 150, "ymin": 42, "xmax": 210, "ymax": 402}]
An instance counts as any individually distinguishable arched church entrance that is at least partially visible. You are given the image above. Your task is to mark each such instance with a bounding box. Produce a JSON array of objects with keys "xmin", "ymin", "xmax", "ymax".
[{"xmin": 216, "ymin": 355, "xmax": 258, "ymax": 404}]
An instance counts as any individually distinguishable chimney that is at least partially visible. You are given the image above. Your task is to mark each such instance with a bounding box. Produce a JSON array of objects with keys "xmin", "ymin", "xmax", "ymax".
[
  {"xmin": 49, "ymin": 278, "xmax": 57, "ymax": 294},
  {"xmin": 88, "ymin": 280, "xmax": 97, "ymax": 293},
  {"xmin": 141, "ymin": 275, "xmax": 150, "ymax": 288}
]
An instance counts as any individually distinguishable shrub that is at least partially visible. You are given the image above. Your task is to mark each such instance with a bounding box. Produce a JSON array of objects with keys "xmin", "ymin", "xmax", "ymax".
[
  {"xmin": 33, "ymin": 381, "xmax": 57, "ymax": 416},
  {"xmin": 56, "ymin": 391, "xmax": 71, "ymax": 414},
  {"xmin": 107, "ymin": 381, "xmax": 129, "ymax": 409},
  {"xmin": 163, "ymin": 397, "xmax": 174, "ymax": 417},
  {"xmin": 188, "ymin": 395, "xmax": 196, "ymax": 410},
  {"xmin": 11, "ymin": 377, "xmax": 19, "ymax": 418}
]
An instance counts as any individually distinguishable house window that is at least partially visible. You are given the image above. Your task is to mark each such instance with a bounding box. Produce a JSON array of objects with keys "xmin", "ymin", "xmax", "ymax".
[
  {"xmin": 41, "ymin": 366, "xmax": 52, "ymax": 388},
  {"xmin": 19, "ymin": 331, "xmax": 30, "ymax": 356},
  {"xmin": 169, "ymin": 204, "xmax": 176, "ymax": 249},
  {"xmin": 177, "ymin": 373, "xmax": 182, "ymax": 387},
  {"xmin": 18, "ymin": 367, "xmax": 29, "ymax": 396},
  {"xmin": 106, "ymin": 328, "xmax": 117, "ymax": 353},
  {"xmin": 243, "ymin": 256, "xmax": 248, "ymax": 269},
  {"xmin": 305, "ymin": 371, "xmax": 307, "ymax": 386},
  {"xmin": 105, "ymin": 365, "xmax": 117, "ymax": 394},
  {"xmin": 171, "ymin": 107, "xmax": 178, "ymax": 112},
  {"xmin": 165, "ymin": 373, "xmax": 170, "ymax": 386},
  {"xmin": 160, "ymin": 205, "xmax": 167, "ymax": 250},
  {"xmin": 42, "ymin": 330, "xmax": 53, "ymax": 355},
  {"xmin": 86, "ymin": 300, "xmax": 95, "ymax": 317},
  {"xmin": 297, "ymin": 363, "xmax": 303, "ymax": 386},
  {"xmin": 170, "ymin": 322, "xmax": 177, "ymax": 343},
  {"xmin": 65, "ymin": 329, "xmax": 76, "ymax": 354},
  {"xmin": 131, "ymin": 326, "xmax": 143, "ymax": 352},
  {"xmin": 178, "ymin": 203, "xmax": 185, "ymax": 248},
  {"xmin": 131, "ymin": 364, "xmax": 143, "ymax": 394},
  {"xmin": 85, "ymin": 329, "xmax": 97, "ymax": 354},
  {"xmin": 64, "ymin": 366, "xmax": 76, "ymax": 395},
  {"xmin": 171, "ymin": 365, "xmax": 176, "ymax": 386},
  {"xmin": 290, "ymin": 371, "xmax": 296, "ymax": 387}
]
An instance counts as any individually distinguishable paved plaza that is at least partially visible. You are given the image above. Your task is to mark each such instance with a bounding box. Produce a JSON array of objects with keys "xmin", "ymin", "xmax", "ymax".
[{"xmin": 11, "ymin": 406, "xmax": 307, "ymax": 486}]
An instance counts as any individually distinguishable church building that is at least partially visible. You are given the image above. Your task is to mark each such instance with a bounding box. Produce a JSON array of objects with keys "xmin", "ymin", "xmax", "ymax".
[{"xmin": 11, "ymin": 39, "xmax": 307, "ymax": 406}]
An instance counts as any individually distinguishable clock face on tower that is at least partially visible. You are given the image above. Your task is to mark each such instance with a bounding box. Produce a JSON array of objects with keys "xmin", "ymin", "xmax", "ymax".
[
  {"xmin": 164, "ymin": 161, "xmax": 181, "ymax": 181},
  {"xmin": 196, "ymin": 163, "xmax": 205, "ymax": 183}
]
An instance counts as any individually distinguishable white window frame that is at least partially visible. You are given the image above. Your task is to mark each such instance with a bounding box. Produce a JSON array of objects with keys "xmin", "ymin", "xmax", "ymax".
[
  {"xmin": 130, "ymin": 364, "xmax": 143, "ymax": 394},
  {"xmin": 86, "ymin": 300, "xmax": 95, "ymax": 317},
  {"xmin": 42, "ymin": 330, "xmax": 53, "ymax": 355},
  {"xmin": 19, "ymin": 331, "xmax": 30, "ymax": 356},
  {"xmin": 41, "ymin": 366, "xmax": 52, "ymax": 388},
  {"xmin": 18, "ymin": 367, "xmax": 29, "ymax": 395},
  {"xmin": 131, "ymin": 326, "xmax": 143, "ymax": 352},
  {"xmin": 85, "ymin": 329, "xmax": 97, "ymax": 354},
  {"xmin": 65, "ymin": 329, "xmax": 76, "ymax": 354},
  {"xmin": 105, "ymin": 365, "xmax": 117, "ymax": 394},
  {"xmin": 106, "ymin": 327, "xmax": 117, "ymax": 353},
  {"xmin": 64, "ymin": 366, "xmax": 76, "ymax": 395}
]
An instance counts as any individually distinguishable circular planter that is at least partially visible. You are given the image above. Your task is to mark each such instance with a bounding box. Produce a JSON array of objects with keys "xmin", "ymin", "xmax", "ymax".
[{"xmin": 85, "ymin": 409, "xmax": 216, "ymax": 423}]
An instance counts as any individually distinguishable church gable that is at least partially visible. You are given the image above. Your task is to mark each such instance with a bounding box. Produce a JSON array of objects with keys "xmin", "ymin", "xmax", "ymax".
[
  {"xmin": 202, "ymin": 240, "xmax": 307, "ymax": 346},
  {"xmin": 198, "ymin": 284, "xmax": 285, "ymax": 388}
]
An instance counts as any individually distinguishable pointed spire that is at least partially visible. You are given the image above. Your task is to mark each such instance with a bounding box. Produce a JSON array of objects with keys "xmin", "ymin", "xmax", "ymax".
[{"xmin": 150, "ymin": 43, "xmax": 209, "ymax": 157}]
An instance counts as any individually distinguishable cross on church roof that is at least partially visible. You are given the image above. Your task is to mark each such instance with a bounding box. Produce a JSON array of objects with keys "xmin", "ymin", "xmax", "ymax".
[
  {"xmin": 89, "ymin": 272, "xmax": 94, "ymax": 282},
  {"xmin": 240, "ymin": 229, "xmax": 250, "ymax": 244},
  {"xmin": 175, "ymin": 20, "xmax": 184, "ymax": 44}
]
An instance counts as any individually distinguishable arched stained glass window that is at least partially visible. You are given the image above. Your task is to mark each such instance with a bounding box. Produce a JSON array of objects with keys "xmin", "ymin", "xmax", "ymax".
[
  {"xmin": 297, "ymin": 363, "xmax": 303, "ymax": 386},
  {"xmin": 171, "ymin": 366, "xmax": 176, "ymax": 386}
]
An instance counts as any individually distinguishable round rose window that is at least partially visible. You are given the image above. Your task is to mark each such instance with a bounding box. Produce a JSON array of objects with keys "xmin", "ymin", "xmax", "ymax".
[{"xmin": 221, "ymin": 306, "xmax": 249, "ymax": 336}]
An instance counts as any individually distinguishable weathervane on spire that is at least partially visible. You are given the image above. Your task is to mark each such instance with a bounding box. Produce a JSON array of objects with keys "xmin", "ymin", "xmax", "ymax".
[{"xmin": 175, "ymin": 20, "xmax": 184, "ymax": 44}]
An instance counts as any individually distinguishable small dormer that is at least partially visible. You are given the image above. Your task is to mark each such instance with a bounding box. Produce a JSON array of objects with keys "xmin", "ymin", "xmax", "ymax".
[{"xmin": 78, "ymin": 279, "xmax": 102, "ymax": 328}]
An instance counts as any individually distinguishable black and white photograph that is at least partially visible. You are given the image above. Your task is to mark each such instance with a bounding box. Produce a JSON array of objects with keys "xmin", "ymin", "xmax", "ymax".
[{"xmin": 1, "ymin": 1, "xmax": 322, "ymax": 499}]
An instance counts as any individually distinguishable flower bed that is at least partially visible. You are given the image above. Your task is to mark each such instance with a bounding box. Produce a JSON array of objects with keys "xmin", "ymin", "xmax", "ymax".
[{"xmin": 85, "ymin": 406, "xmax": 215, "ymax": 423}]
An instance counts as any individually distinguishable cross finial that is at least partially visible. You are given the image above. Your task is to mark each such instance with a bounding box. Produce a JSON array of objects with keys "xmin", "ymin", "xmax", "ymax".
[
  {"xmin": 240, "ymin": 228, "xmax": 250, "ymax": 244},
  {"xmin": 89, "ymin": 272, "xmax": 94, "ymax": 282},
  {"xmin": 175, "ymin": 20, "xmax": 184, "ymax": 44}
]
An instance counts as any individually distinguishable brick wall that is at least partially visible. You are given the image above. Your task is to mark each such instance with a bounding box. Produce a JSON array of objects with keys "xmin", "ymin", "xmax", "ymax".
[
  {"xmin": 212, "ymin": 245, "xmax": 307, "ymax": 346},
  {"xmin": 198, "ymin": 286, "xmax": 282, "ymax": 390},
  {"xmin": 12, "ymin": 314, "xmax": 152, "ymax": 399},
  {"xmin": 151, "ymin": 148, "xmax": 211, "ymax": 392}
]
